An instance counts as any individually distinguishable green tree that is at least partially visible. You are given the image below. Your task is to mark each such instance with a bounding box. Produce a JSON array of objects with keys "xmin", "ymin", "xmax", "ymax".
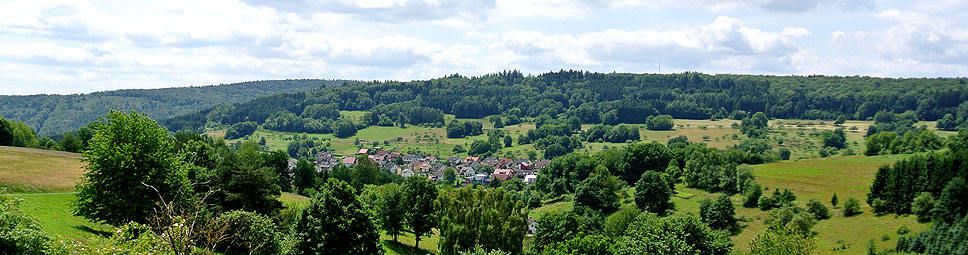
[
  {"xmin": 743, "ymin": 181, "xmax": 762, "ymax": 208},
  {"xmin": 361, "ymin": 183, "xmax": 406, "ymax": 241},
  {"xmin": 634, "ymin": 171, "xmax": 671, "ymax": 214},
  {"xmin": 700, "ymin": 195, "xmax": 737, "ymax": 231},
  {"xmin": 911, "ymin": 192, "xmax": 935, "ymax": 222},
  {"xmin": 834, "ymin": 115, "xmax": 847, "ymax": 126},
  {"xmin": 821, "ymin": 128, "xmax": 846, "ymax": 149},
  {"xmin": 0, "ymin": 118, "xmax": 12, "ymax": 146},
  {"xmin": 350, "ymin": 156, "xmax": 382, "ymax": 190},
  {"xmin": 533, "ymin": 211, "xmax": 582, "ymax": 249},
  {"xmin": 574, "ymin": 165, "xmax": 621, "ymax": 212},
  {"xmin": 504, "ymin": 135, "xmax": 512, "ymax": 148},
  {"xmin": 443, "ymin": 167, "xmax": 457, "ymax": 185},
  {"xmin": 805, "ymin": 199, "xmax": 830, "ymax": 220},
  {"xmin": 263, "ymin": 150, "xmax": 292, "ymax": 192},
  {"xmin": 936, "ymin": 113, "xmax": 959, "ymax": 131},
  {"xmin": 217, "ymin": 210, "xmax": 280, "ymax": 255},
  {"xmin": 931, "ymin": 177, "xmax": 968, "ymax": 222},
  {"xmin": 295, "ymin": 179, "xmax": 383, "ymax": 255},
  {"xmin": 58, "ymin": 131, "xmax": 84, "ymax": 153},
  {"xmin": 747, "ymin": 225, "xmax": 816, "ymax": 255},
  {"xmin": 765, "ymin": 206, "xmax": 817, "ymax": 234},
  {"xmin": 645, "ymin": 115, "xmax": 675, "ymax": 131},
  {"xmin": 73, "ymin": 111, "xmax": 191, "ymax": 226},
  {"xmin": 293, "ymin": 158, "xmax": 317, "ymax": 194},
  {"xmin": 604, "ymin": 207, "xmax": 640, "ymax": 237},
  {"xmin": 622, "ymin": 141, "xmax": 671, "ymax": 185},
  {"xmin": 401, "ymin": 176, "xmax": 438, "ymax": 249},
  {"xmin": 843, "ymin": 198, "xmax": 863, "ymax": 217},
  {"xmin": 334, "ymin": 120, "xmax": 357, "ymax": 138},
  {"xmin": 213, "ymin": 141, "xmax": 283, "ymax": 216},
  {"xmin": 612, "ymin": 212, "xmax": 732, "ymax": 255},
  {"xmin": 540, "ymin": 234, "xmax": 612, "ymax": 255},
  {"xmin": 436, "ymin": 187, "xmax": 527, "ymax": 255},
  {"xmin": 831, "ymin": 193, "xmax": 838, "ymax": 208}
]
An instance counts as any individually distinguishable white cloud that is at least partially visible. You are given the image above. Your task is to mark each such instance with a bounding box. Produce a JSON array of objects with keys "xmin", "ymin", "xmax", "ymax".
[{"xmin": 240, "ymin": 0, "xmax": 496, "ymax": 23}]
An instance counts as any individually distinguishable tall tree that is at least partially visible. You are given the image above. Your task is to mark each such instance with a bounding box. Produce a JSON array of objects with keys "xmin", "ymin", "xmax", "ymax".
[
  {"xmin": 73, "ymin": 111, "xmax": 191, "ymax": 226},
  {"xmin": 213, "ymin": 141, "xmax": 283, "ymax": 216},
  {"xmin": 574, "ymin": 165, "xmax": 621, "ymax": 212},
  {"xmin": 295, "ymin": 179, "xmax": 383, "ymax": 255},
  {"xmin": 634, "ymin": 171, "xmax": 671, "ymax": 214},
  {"xmin": 361, "ymin": 183, "xmax": 406, "ymax": 241},
  {"xmin": 293, "ymin": 158, "xmax": 316, "ymax": 193},
  {"xmin": 437, "ymin": 187, "xmax": 528, "ymax": 255},
  {"xmin": 700, "ymin": 195, "xmax": 737, "ymax": 231},
  {"xmin": 401, "ymin": 176, "xmax": 438, "ymax": 248}
]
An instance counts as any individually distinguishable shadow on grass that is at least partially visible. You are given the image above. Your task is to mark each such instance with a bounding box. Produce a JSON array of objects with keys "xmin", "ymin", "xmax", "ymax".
[
  {"xmin": 72, "ymin": 225, "xmax": 113, "ymax": 238},
  {"xmin": 382, "ymin": 240, "xmax": 433, "ymax": 255}
]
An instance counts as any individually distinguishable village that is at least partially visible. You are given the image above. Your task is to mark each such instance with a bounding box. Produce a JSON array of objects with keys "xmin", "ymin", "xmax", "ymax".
[{"xmin": 307, "ymin": 148, "xmax": 549, "ymax": 187}]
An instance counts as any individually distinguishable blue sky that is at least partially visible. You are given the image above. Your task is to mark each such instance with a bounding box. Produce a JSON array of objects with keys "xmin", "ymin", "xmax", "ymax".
[{"xmin": 0, "ymin": 0, "xmax": 966, "ymax": 95}]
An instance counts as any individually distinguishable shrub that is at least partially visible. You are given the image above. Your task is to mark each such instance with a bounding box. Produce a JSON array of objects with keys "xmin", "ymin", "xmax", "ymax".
[
  {"xmin": 218, "ymin": 210, "xmax": 280, "ymax": 255},
  {"xmin": 843, "ymin": 198, "xmax": 863, "ymax": 217},
  {"xmin": 805, "ymin": 199, "xmax": 830, "ymax": 220}
]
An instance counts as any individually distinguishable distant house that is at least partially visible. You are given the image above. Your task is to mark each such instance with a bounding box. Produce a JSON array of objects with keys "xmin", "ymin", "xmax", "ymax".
[
  {"xmin": 483, "ymin": 157, "xmax": 500, "ymax": 168},
  {"xmin": 448, "ymin": 156, "xmax": 462, "ymax": 165},
  {"xmin": 464, "ymin": 156, "xmax": 480, "ymax": 163},
  {"xmin": 357, "ymin": 148, "xmax": 370, "ymax": 155},
  {"xmin": 389, "ymin": 152, "xmax": 402, "ymax": 159},
  {"xmin": 534, "ymin": 160, "xmax": 550, "ymax": 170},
  {"xmin": 424, "ymin": 156, "xmax": 438, "ymax": 163},
  {"xmin": 499, "ymin": 158, "xmax": 514, "ymax": 168},
  {"xmin": 527, "ymin": 218, "xmax": 538, "ymax": 235},
  {"xmin": 473, "ymin": 173, "xmax": 489, "ymax": 185},
  {"xmin": 401, "ymin": 168, "xmax": 416, "ymax": 178},
  {"xmin": 315, "ymin": 151, "xmax": 340, "ymax": 171},
  {"xmin": 460, "ymin": 167, "xmax": 476, "ymax": 177},
  {"xmin": 342, "ymin": 157, "xmax": 358, "ymax": 166},
  {"xmin": 432, "ymin": 165, "xmax": 448, "ymax": 181},
  {"xmin": 524, "ymin": 174, "xmax": 537, "ymax": 184},
  {"xmin": 403, "ymin": 154, "xmax": 422, "ymax": 163},
  {"xmin": 491, "ymin": 169, "xmax": 514, "ymax": 182}
]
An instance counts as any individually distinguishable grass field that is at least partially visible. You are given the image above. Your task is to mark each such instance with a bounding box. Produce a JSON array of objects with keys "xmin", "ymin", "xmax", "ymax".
[
  {"xmin": 0, "ymin": 146, "xmax": 85, "ymax": 193},
  {"xmin": 5, "ymin": 193, "xmax": 112, "ymax": 239}
]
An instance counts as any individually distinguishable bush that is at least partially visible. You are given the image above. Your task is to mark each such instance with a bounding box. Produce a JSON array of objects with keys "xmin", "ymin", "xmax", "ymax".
[
  {"xmin": 218, "ymin": 210, "xmax": 280, "ymax": 255},
  {"xmin": 805, "ymin": 199, "xmax": 830, "ymax": 220},
  {"xmin": 758, "ymin": 195, "xmax": 776, "ymax": 211},
  {"xmin": 645, "ymin": 115, "xmax": 675, "ymax": 131},
  {"xmin": 0, "ymin": 195, "xmax": 51, "ymax": 255},
  {"xmin": 843, "ymin": 198, "xmax": 863, "ymax": 217}
]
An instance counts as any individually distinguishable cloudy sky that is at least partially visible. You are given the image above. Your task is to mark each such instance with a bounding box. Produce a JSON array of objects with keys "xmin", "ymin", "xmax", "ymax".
[{"xmin": 0, "ymin": 0, "xmax": 966, "ymax": 95}]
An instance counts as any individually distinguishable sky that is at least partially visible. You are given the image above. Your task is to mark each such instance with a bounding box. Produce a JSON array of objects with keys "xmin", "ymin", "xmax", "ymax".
[{"xmin": 0, "ymin": 0, "xmax": 966, "ymax": 95}]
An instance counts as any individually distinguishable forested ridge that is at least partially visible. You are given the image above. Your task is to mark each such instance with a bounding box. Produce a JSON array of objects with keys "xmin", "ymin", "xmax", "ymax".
[
  {"xmin": 0, "ymin": 79, "xmax": 350, "ymax": 137},
  {"xmin": 167, "ymin": 71, "xmax": 968, "ymax": 133}
]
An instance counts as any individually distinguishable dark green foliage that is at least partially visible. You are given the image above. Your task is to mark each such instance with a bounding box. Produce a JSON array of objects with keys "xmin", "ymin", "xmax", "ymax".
[
  {"xmin": 436, "ymin": 186, "xmax": 527, "ymax": 255},
  {"xmin": 805, "ymin": 199, "xmax": 830, "ymax": 220},
  {"xmin": 469, "ymin": 140, "xmax": 496, "ymax": 157},
  {"xmin": 533, "ymin": 211, "xmax": 582, "ymax": 250},
  {"xmin": 683, "ymin": 146, "xmax": 742, "ymax": 192},
  {"xmin": 895, "ymin": 215, "xmax": 968, "ymax": 254},
  {"xmin": 224, "ymin": 121, "xmax": 258, "ymax": 139},
  {"xmin": 293, "ymin": 158, "xmax": 316, "ymax": 193},
  {"xmin": 612, "ymin": 212, "xmax": 732, "ymax": 255},
  {"xmin": 821, "ymin": 128, "xmax": 847, "ymax": 149},
  {"xmin": 574, "ymin": 165, "xmax": 621, "ymax": 212},
  {"xmin": 831, "ymin": 193, "xmax": 839, "ymax": 208},
  {"xmin": 932, "ymin": 177, "xmax": 968, "ymax": 222},
  {"xmin": 446, "ymin": 120, "xmax": 484, "ymax": 138},
  {"xmin": 937, "ymin": 113, "xmax": 960, "ymax": 131},
  {"xmin": 700, "ymin": 195, "xmax": 737, "ymax": 231},
  {"xmin": 743, "ymin": 181, "xmax": 763, "ymax": 208},
  {"xmin": 741, "ymin": 112, "xmax": 769, "ymax": 138},
  {"xmin": 911, "ymin": 192, "xmax": 935, "ymax": 222},
  {"xmin": 635, "ymin": 171, "xmax": 671, "ymax": 214},
  {"xmin": 73, "ymin": 111, "xmax": 191, "ymax": 226},
  {"xmin": 540, "ymin": 234, "xmax": 613, "ymax": 255},
  {"xmin": 604, "ymin": 207, "xmax": 641, "ymax": 237},
  {"xmin": 364, "ymin": 101, "xmax": 444, "ymax": 127},
  {"xmin": 58, "ymin": 131, "xmax": 84, "ymax": 153},
  {"xmin": 765, "ymin": 206, "xmax": 817, "ymax": 235},
  {"xmin": 759, "ymin": 189, "xmax": 796, "ymax": 210},
  {"xmin": 0, "ymin": 80, "xmax": 335, "ymax": 137},
  {"xmin": 645, "ymin": 115, "xmax": 674, "ymax": 131},
  {"xmin": 401, "ymin": 176, "xmax": 438, "ymax": 248},
  {"xmin": 866, "ymin": 147, "xmax": 968, "ymax": 215},
  {"xmin": 581, "ymin": 124, "xmax": 640, "ymax": 143},
  {"xmin": 843, "ymin": 198, "xmax": 863, "ymax": 217},
  {"xmin": 489, "ymin": 116, "xmax": 505, "ymax": 129},
  {"xmin": 285, "ymin": 135, "xmax": 327, "ymax": 159},
  {"xmin": 748, "ymin": 225, "xmax": 816, "ymax": 255},
  {"xmin": 295, "ymin": 179, "xmax": 383, "ymax": 255},
  {"xmin": 865, "ymin": 129, "xmax": 943, "ymax": 156},
  {"xmin": 263, "ymin": 110, "xmax": 333, "ymax": 133},
  {"xmin": 217, "ymin": 210, "xmax": 280, "ymax": 255},
  {"xmin": 0, "ymin": 117, "xmax": 38, "ymax": 148},
  {"xmin": 213, "ymin": 141, "xmax": 283, "ymax": 216},
  {"xmin": 333, "ymin": 120, "xmax": 358, "ymax": 138},
  {"xmin": 360, "ymin": 183, "xmax": 406, "ymax": 241},
  {"xmin": 622, "ymin": 141, "xmax": 671, "ymax": 185},
  {"xmin": 504, "ymin": 135, "xmax": 512, "ymax": 147},
  {"xmin": 0, "ymin": 118, "xmax": 12, "ymax": 146},
  {"xmin": 534, "ymin": 154, "xmax": 597, "ymax": 197},
  {"xmin": 779, "ymin": 147, "xmax": 791, "ymax": 160},
  {"xmin": 0, "ymin": 196, "xmax": 51, "ymax": 255},
  {"xmin": 263, "ymin": 150, "xmax": 292, "ymax": 192},
  {"xmin": 834, "ymin": 115, "xmax": 847, "ymax": 125}
]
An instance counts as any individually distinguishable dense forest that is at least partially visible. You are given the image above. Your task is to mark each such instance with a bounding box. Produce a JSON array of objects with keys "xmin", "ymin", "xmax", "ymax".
[
  {"xmin": 0, "ymin": 79, "xmax": 349, "ymax": 137},
  {"xmin": 162, "ymin": 71, "xmax": 968, "ymax": 134}
]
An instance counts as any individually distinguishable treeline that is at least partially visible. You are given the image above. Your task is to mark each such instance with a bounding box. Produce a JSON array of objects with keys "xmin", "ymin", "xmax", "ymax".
[
  {"xmin": 0, "ymin": 79, "xmax": 343, "ymax": 137},
  {"xmin": 867, "ymin": 129, "xmax": 968, "ymax": 223},
  {"xmin": 0, "ymin": 117, "xmax": 92, "ymax": 153},
  {"xmin": 864, "ymin": 110, "xmax": 947, "ymax": 156},
  {"xmin": 158, "ymin": 71, "xmax": 968, "ymax": 135}
]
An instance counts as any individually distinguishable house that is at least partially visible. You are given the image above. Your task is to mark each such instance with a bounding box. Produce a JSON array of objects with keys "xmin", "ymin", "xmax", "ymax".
[
  {"xmin": 527, "ymin": 218, "xmax": 538, "ymax": 235},
  {"xmin": 424, "ymin": 156, "xmax": 438, "ymax": 163},
  {"xmin": 448, "ymin": 156, "xmax": 462, "ymax": 165},
  {"xmin": 473, "ymin": 173, "xmax": 489, "ymax": 185},
  {"xmin": 499, "ymin": 158, "xmax": 514, "ymax": 168},
  {"xmin": 460, "ymin": 167, "xmax": 476, "ymax": 177},
  {"xmin": 401, "ymin": 168, "xmax": 416, "ymax": 178},
  {"xmin": 534, "ymin": 159, "xmax": 550, "ymax": 170},
  {"xmin": 403, "ymin": 154, "xmax": 422, "ymax": 163},
  {"xmin": 465, "ymin": 160, "xmax": 482, "ymax": 169},
  {"xmin": 432, "ymin": 165, "xmax": 448, "ymax": 181},
  {"xmin": 315, "ymin": 152, "xmax": 340, "ymax": 171},
  {"xmin": 380, "ymin": 161, "xmax": 399, "ymax": 174},
  {"xmin": 389, "ymin": 152, "xmax": 402, "ymax": 159},
  {"xmin": 464, "ymin": 156, "xmax": 480, "ymax": 163},
  {"xmin": 491, "ymin": 169, "xmax": 514, "ymax": 182},
  {"xmin": 524, "ymin": 174, "xmax": 538, "ymax": 184},
  {"xmin": 515, "ymin": 169, "xmax": 535, "ymax": 179},
  {"xmin": 341, "ymin": 157, "xmax": 358, "ymax": 166},
  {"xmin": 483, "ymin": 157, "xmax": 500, "ymax": 168},
  {"xmin": 357, "ymin": 148, "xmax": 369, "ymax": 155}
]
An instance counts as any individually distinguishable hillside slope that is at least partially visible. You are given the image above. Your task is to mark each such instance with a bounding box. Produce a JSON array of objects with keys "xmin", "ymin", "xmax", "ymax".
[
  {"xmin": 0, "ymin": 146, "xmax": 84, "ymax": 193},
  {"xmin": 0, "ymin": 79, "xmax": 351, "ymax": 137}
]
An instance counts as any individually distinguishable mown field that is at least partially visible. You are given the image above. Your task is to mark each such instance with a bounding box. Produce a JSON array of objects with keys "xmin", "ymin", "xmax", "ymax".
[{"xmin": 0, "ymin": 146, "xmax": 85, "ymax": 193}]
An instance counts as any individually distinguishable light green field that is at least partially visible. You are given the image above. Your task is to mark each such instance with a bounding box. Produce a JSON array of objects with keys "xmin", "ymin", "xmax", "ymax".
[
  {"xmin": 0, "ymin": 146, "xmax": 85, "ymax": 193},
  {"xmin": 4, "ymin": 193, "xmax": 112, "ymax": 239}
]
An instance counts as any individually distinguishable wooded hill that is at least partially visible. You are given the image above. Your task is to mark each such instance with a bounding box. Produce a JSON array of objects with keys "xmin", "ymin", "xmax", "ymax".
[
  {"xmin": 165, "ymin": 71, "xmax": 968, "ymax": 133},
  {"xmin": 0, "ymin": 79, "xmax": 350, "ymax": 137}
]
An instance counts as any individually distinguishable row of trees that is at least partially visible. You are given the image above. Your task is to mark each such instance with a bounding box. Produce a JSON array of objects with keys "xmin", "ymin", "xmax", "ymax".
[{"xmin": 867, "ymin": 129, "xmax": 968, "ymax": 223}]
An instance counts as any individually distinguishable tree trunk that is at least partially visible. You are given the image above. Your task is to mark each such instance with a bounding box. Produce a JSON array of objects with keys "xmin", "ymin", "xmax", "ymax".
[{"xmin": 414, "ymin": 235, "xmax": 421, "ymax": 249}]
